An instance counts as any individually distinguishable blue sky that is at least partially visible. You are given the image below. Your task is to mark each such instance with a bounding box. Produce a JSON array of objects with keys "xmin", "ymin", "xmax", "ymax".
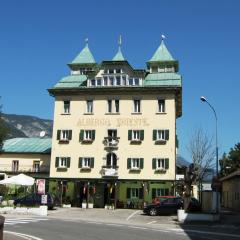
[{"xmin": 0, "ymin": 0, "xmax": 239, "ymax": 160}]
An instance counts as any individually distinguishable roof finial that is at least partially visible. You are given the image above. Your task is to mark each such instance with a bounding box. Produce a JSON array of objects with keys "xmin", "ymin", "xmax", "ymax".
[
  {"xmin": 85, "ymin": 37, "xmax": 89, "ymax": 47},
  {"xmin": 118, "ymin": 35, "xmax": 122, "ymax": 51},
  {"xmin": 161, "ymin": 34, "xmax": 166, "ymax": 42}
]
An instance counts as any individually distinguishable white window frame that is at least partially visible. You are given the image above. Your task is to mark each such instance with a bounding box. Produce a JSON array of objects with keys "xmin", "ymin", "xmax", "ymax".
[
  {"xmin": 96, "ymin": 78, "xmax": 102, "ymax": 86},
  {"xmin": 63, "ymin": 100, "xmax": 70, "ymax": 114},
  {"xmin": 156, "ymin": 158, "xmax": 165, "ymax": 170},
  {"xmin": 86, "ymin": 100, "xmax": 93, "ymax": 113},
  {"xmin": 157, "ymin": 99, "xmax": 165, "ymax": 113},
  {"xmin": 132, "ymin": 130, "xmax": 140, "ymax": 141},
  {"xmin": 82, "ymin": 158, "xmax": 91, "ymax": 168},
  {"xmin": 58, "ymin": 157, "xmax": 67, "ymax": 168},
  {"xmin": 107, "ymin": 99, "xmax": 120, "ymax": 113},
  {"xmin": 133, "ymin": 99, "xmax": 141, "ymax": 113},
  {"xmin": 61, "ymin": 130, "xmax": 69, "ymax": 141},
  {"xmin": 131, "ymin": 158, "xmax": 140, "ymax": 169},
  {"xmin": 33, "ymin": 161, "xmax": 40, "ymax": 172},
  {"xmin": 84, "ymin": 130, "xmax": 92, "ymax": 141},
  {"xmin": 12, "ymin": 160, "xmax": 19, "ymax": 172},
  {"xmin": 157, "ymin": 130, "xmax": 166, "ymax": 141}
]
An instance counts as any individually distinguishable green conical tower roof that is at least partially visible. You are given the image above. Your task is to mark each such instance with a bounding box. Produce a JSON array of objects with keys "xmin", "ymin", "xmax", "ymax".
[
  {"xmin": 149, "ymin": 40, "xmax": 174, "ymax": 62},
  {"xmin": 71, "ymin": 42, "xmax": 96, "ymax": 64},
  {"xmin": 112, "ymin": 47, "xmax": 125, "ymax": 61}
]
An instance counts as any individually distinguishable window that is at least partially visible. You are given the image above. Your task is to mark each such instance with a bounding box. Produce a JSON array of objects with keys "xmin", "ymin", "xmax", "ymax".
[
  {"xmin": 133, "ymin": 99, "xmax": 141, "ymax": 113},
  {"xmin": 128, "ymin": 130, "xmax": 144, "ymax": 141},
  {"xmin": 131, "ymin": 188, "xmax": 139, "ymax": 198},
  {"xmin": 96, "ymin": 78, "xmax": 102, "ymax": 86},
  {"xmin": 91, "ymin": 79, "xmax": 96, "ymax": 86},
  {"xmin": 63, "ymin": 100, "xmax": 70, "ymax": 114},
  {"xmin": 109, "ymin": 77, "xmax": 114, "ymax": 86},
  {"xmin": 127, "ymin": 158, "xmax": 144, "ymax": 170},
  {"xmin": 55, "ymin": 157, "xmax": 70, "ymax": 168},
  {"xmin": 129, "ymin": 78, "xmax": 134, "ymax": 85},
  {"xmin": 57, "ymin": 130, "xmax": 72, "ymax": 141},
  {"xmin": 116, "ymin": 76, "xmax": 121, "ymax": 85},
  {"xmin": 126, "ymin": 188, "xmax": 143, "ymax": 199},
  {"xmin": 79, "ymin": 157, "xmax": 94, "ymax": 169},
  {"xmin": 79, "ymin": 130, "xmax": 95, "ymax": 142},
  {"xmin": 108, "ymin": 69, "xmax": 114, "ymax": 74},
  {"xmin": 107, "ymin": 99, "xmax": 120, "ymax": 113},
  {"xmin": 131, "ymin": 158, "xmax": 140, "ymax": 169},
  {"xmin": 116, "ymin": 69, "xmax": 121, "ymax": 74},
  {"xmin": 152, "ymin": 158, "xmax": 169, "ymax": 170},
  {"xmin": 103, "ymin": 77, "xmax": 108, "ymax": 86},
  {"xmin": 152, "ymin": 188, "xmax": 170, "ymax": 198},
  {"xmin": 134, "ymin": 78, "xmax": 139, "ymax": 85},
  {"xmin": 86, "ymin": 100, "xmax": 93, "ymax": 113},
  {"xmin": 106, "ymin": 153, "xmax": 117, "ymax": 167},
  {"xmin": 153, "ymin": 130, "xmax": 169, "ymax": 141},
  {"xmin": 33, "ymin": 161, "xmax": 40, "ymax": 172},
  {"xmin": 122, "ymin": 76, "xmax": 126, "ymax": 85},
  {"xmin": 12, "ymin": 160, "xmax": 19, "ymax": 172},
  {"xmin": 158, "ymin": 99, "xmax": 165, "ymax": 113}
]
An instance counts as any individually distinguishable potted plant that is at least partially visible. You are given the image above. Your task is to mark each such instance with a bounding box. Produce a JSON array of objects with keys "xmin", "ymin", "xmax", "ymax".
[
  {"xmin": 88, "ymin": 197, "xmax": 94, "ymax": 209},
  {"xmin": 82, "ymin": 199, "xmax": 87, "ymax": 209}
]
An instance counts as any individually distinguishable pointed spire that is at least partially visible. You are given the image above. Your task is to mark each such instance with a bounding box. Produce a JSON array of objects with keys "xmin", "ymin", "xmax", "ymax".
[
  {"xmin": 71, "ymin": 38, "xmax": 96, "ymax": 64},
  {"xmin": 112, "ymin": 35, "xmax": 125, "ymax": 61},
  {"xmin": 149, "ymin": 35, "xmax": 174, "ymax": 62}
]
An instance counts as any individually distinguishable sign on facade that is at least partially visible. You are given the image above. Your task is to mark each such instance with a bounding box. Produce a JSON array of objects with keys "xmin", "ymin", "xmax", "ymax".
[
  {"xmin": 36, "ymin": 179, "xmax": 45, "ymax": 194},
  {"xmin": 41, "ymin": 194, "xmax": 47, "ymax": 204}
]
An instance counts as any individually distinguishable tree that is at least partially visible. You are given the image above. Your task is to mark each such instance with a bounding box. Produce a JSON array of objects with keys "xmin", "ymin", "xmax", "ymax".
[
  {"xmin": 219, "ymin": 143, "xmax": 240, "ymax": 177},
  {"xmin": 0, "ymin": 98, "xmax": 9, "ymax": 148},
  {"xmin": 184, "ymin": 128, "xmax": 215, "ymax": 210}
]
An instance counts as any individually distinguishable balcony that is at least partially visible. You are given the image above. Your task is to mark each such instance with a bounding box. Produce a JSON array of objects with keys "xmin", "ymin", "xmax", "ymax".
[
  {"xmin": 101, "ymin": 166, "xmax": 118, "ymax": 177},
  {"xmin": 0, "ymin": 164, "xmax": 50, "ymax": 173},
  {"xmin": 103, "ymin": 137, "xmax": 119, "ymax": 149}
]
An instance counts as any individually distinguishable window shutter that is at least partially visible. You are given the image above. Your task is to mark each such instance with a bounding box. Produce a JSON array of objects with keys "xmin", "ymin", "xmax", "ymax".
[
  {"xmin": 127, "ymin": 158, "xmax": 131, "ymax": 169},
  {"xmin": 67, "ymin": 157, "xmax": 71, "ymax": 168},
  {"xmin": 92, "ymin": 130, "xmax": 95, "ymax": 140},
  {"xmin": 127, "ymin": 188, "xmax": 131, "ymax": 199},
  {"xmin": 152, "ymin": 158, "xmax": 156, "ymax": 169},
  {"xmin": 165, "ymin": 130, "xmax": 169, "ymax": 140},
  {"xmin": 152, "ymin": 188, "xmax": 156, "ymax": 199},
  {"xmin": 68, "ymin": 130, "xmax": 72, "ymax": 140},
  {"xmin": 140, "ymin": 130, "xmax": 144, "ymax": 141},
  {"xmin": 165, "ymin": 158, "xmax": 169, "ymax": 169},
  {"xmin": 140, "ymin": 158, "xmax": 144, "ymax": 169},
  {"xmin": 57, "ymin": 130, "xmax": 61, "ymax": 140},
  {"xmin": 153, "ymin": 130, "xmax": 157, "ymax": 141},
  {"xmin": 79, "ymin": 130, "xmax": 84, "ymax": 141},
  {"xmin": 78, "ymin": 158, "xmax": 82, "ymax": 168},
  {"xmin": 55, "ymin": 157, "xmax": 59, "ymax": 168},
  {"xmin": 139, "ymin": 188, "xmax": 143, "ymax": 199},
  {"xmin": 90, "ymin": 158, "xmax": 94, "ymax": 168},
  {"xmin": 128, "ymin": 130, "xmax": 132, "ymax": 140}
]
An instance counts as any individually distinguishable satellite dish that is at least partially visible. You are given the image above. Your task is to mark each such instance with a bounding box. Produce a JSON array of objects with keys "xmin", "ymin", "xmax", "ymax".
[{"xmin": 40, "ymin": 131, "xmax": 46, "ymax": 138}]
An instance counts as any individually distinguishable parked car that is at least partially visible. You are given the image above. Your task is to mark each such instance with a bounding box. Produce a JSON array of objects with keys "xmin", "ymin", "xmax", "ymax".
[
  {"xmin": 14, "ymin": 193, "xmax": 54, "ymax": 210},
  {"xmin": 144, "ymin": 197, "xmax": 183, "ymax": 216},
  {"xmin": 143, "ymin": 197, "xmax": 201, "ymax": 216}
]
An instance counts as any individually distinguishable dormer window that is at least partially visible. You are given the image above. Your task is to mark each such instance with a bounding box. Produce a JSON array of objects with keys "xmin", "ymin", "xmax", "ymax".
[
  {"xmin": 109, "ymin": 77, "xmax": 114, "ymax": 85},
  {"xmin": 116, "ymin": 76, "xmax": 121, "ymax": 85},
  {"xmin": 96, "ymin": 78, "xmax": 102, "ymax": 86},
  {"xmin": 108, "ymin": 69, "xmax": 114, "ymax": 74},
  {"xmin": 116, "ymin": 69, "xmax": 122, "ymax": 74},
  {"xmin": 122, "ymin": 76, "xmax": 126, "ymax": 85},
  {"xmin": 91, "ymin": 79, "xmax": 96, "ymax": 86}
]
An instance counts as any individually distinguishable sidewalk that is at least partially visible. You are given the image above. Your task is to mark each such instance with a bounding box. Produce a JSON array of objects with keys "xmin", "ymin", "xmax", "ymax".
[{"xmin": 4, "ymin": 232, "xmax": 26, "ymax": 240}]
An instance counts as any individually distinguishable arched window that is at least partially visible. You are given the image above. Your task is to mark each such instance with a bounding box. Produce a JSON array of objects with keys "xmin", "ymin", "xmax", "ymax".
[{"xmin": 106, "ymin": 153, "xmax": 117, "ymax": 167}]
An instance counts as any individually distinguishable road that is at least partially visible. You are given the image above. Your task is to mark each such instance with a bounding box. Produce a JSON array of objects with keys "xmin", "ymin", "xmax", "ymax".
[{"xmin": 4, "ymin": 215, "xmax": 240, "ymax": 240}]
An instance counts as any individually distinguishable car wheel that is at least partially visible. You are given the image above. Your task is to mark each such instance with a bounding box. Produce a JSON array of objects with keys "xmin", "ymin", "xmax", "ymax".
[{"xmin": 149, "ymin": 208, "xmax": 157, "ymax": 216}]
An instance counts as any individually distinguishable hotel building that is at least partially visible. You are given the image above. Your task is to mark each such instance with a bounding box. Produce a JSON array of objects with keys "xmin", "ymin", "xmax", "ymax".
[{"xmin": 48, "ymin": 38, "xmax": 182, "ymax": 208}]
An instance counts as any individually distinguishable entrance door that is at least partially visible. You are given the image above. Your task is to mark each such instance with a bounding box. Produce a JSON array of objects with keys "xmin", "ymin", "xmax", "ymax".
[{"xmin": 94, "ymin": 183, "xmax": 105, "ymax": 208}]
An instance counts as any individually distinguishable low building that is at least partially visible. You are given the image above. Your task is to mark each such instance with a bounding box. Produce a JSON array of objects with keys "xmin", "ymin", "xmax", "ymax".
[
  {"xmin": 220, "ymin": 170, "xmax": 240, "ymax": 211},
  {"xmin": 0, "ymin": 138, "xmax": 51, "ymax": 185}
]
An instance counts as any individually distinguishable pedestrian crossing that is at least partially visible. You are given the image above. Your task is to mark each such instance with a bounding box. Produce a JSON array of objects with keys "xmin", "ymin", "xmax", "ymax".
[{"xmin": 5, "ymin": 218, "xmax": 48, "ymax": 226}]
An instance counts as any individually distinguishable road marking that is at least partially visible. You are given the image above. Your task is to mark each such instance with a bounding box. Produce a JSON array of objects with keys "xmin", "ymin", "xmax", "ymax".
[
  {"xmin": 147, "ymin": 221, "xmax": 157, "ymax": 224},
  {"xmin": 126, "ymin": 210, "xmax": 141, "ymax": 221},
  {"xmin": 106, "ymin": 223, "xmax": 124, "ymax": 227},
  {"xmin": 4, "ymin": 218, "xmax": 48, "ymax": 226},
  {"xmin": 86, "ymin": 221, "xmax": 103, "ymax": 225},
  {"xmin": 4, "ymin": 231, "xmax": 45, "ymax": 240},
  {"xmin": 129, "ymin": 226, "xmax": 148, "ymax": 230}
]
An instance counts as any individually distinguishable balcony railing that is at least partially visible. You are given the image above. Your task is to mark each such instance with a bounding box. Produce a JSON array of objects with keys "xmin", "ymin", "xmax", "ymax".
[
  {"xmin": 103, "ymin": 137, "xmax": 119, "ymax": 149},
  {"xmin": 0, "ymin": 164, "xmax": 50, "ymax": 173},
  {"xmin": 101, "ymin": 165, "xmax": 118, "ymax": 177}
]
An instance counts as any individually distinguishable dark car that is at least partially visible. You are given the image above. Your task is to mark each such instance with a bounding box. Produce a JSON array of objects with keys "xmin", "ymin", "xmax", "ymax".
[
  {"xmin": 152, "ymin": 196, "xmax": 175, "ymax": 204},
  {"xmin": 187, "ymin": 197, "xmax": 201, "ymax": 212},
  {"xmin": 14, "ymin": 193, "xmax": 54, "ymax": 210},
  {"xmin": 143, "ymin": 197, "xmax": 183, "ymax": 216}
]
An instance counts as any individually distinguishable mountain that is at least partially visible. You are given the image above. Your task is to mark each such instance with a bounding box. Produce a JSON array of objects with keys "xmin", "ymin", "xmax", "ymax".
[{"xmin": 2, "ymin": 113, "xmax": 53, "ymax": 139}]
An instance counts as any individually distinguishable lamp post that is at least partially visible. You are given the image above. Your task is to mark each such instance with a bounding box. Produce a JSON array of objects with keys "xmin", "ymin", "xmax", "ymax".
[{"xmin": 200, "ymin": 96, "xmax": 219, "ymax": 214}]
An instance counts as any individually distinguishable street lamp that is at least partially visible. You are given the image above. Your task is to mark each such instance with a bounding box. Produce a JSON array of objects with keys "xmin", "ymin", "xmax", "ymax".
[{"xmin": 200, "ymin": 96, "xmax": 219, "ymax": 214}]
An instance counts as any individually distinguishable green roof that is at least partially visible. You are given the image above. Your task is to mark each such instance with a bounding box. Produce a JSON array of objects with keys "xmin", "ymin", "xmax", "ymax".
[
  {"xmin": 54, "ymin": 75, "xmax": 87, "ymax": 88},
  {"xmin": 112, "ymin": 48, "xmax": 125, "ymax": 61},
  {"xmin": 144, "ymin": 72, "xmax": 182, "ymax": 86},
  {"xmin": 1, "ymin": 138, "xmax": 51, "ymax": 153},
  {"xmin": 71, "ymin": 44, "xmax": 96, "ymax": 64},
  {"xmin": 149, "ymin": 40, "xmax": 174, "ymax": 62}
]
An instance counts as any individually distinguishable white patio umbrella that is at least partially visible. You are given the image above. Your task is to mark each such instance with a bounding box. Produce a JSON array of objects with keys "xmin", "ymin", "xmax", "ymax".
[{"xmin": 0, "ymin": 173, "xmax": 34, "ymax": 186}]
